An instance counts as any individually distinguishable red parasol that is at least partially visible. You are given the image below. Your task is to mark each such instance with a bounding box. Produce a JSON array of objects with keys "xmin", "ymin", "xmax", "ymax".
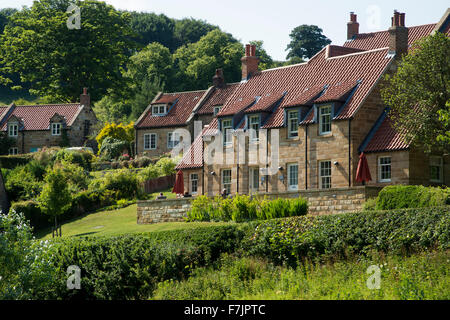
[
  {"xmin": 172, "ymin": 170, "xmax": 184, "ymax": 195},
  {"xmin": 356, "ymin": 152, "xmax": 372, "ymax": 183}
]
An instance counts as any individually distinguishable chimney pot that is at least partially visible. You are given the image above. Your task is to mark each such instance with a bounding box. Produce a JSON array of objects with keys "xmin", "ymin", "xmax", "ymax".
[
  {"xmin": 389, "ymin": 11, "xmax": 408, "ymax": 57},
  {"xmin": 241, "ymin": 44, "xmax": 259, "ymax": 80},
  {"xmin": 245, "ymin": 44, "xmax": 251, "ymax": 57},
  {"xmin": 80, "ymin": 87, "xmax": 90, "ymax": 107},
  {"xmin": 212, "ymin": 68, "xmax": 225, "ymax": 88}
]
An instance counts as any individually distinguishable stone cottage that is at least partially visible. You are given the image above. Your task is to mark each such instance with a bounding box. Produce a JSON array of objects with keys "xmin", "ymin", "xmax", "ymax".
[
  {"xmin": 175, "ymin": 10, "xmax": 450, "ymax": 196},
  {"xmin": 0, "ymin": 88, "xmax": 98, "ymax": 155}
]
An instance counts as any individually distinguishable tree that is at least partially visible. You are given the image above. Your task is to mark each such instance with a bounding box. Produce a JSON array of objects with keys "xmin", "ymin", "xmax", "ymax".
[
  {"xmin": 0, "ymin": 0, "xmax": 136, "ymax": 102},
  {"xmin": 129, "ymin": 11, "xmax": 176, "ymax": 50},
  {"xmin": 96, "ymin": 122, "xmax": 135, "ymax": 153},
  {"xmin": 0, "ymin": 8, "xmax": 17, "ymax": 34},
  {"xmin": 37, "ymin": 166, "xmax": 72, "ymax": 237},
  {"xmin": 173, "ymin": 17, "xmax": 218, "ymax": 48},
  {"xmin": 381, "ymin": 32, "xmax": 450, "ymax": 154},
  {"xmin": 286, "ymin": 25, "xmax": 331, "ymax": 60},
  {"xmin": 173, "ymin": 29, "xmax": 243, "ymax": 91}
]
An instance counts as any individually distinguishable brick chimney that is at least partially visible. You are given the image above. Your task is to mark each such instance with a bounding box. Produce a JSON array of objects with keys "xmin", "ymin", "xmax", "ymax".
[
  {"xmin": 388, "ymin": 10, "xmax": 409, "ymax": 57},
  {"xmin": 212, "ymin": 68, "xmax": 225, "ymax": 88},
  {"xmin": 80, "ymin": 87, "xmax": 90, "ymax": 107},
  {"xmin": 241, "ymin": 44, "xmax": 259, "ymax": 80},
  {"xmin": 347, "ymin": 12, "xmax": 359, "ymax": 40}
]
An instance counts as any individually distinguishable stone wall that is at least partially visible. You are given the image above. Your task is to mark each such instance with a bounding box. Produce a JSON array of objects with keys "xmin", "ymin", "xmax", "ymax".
[{"xmin": 137, "ymin": 186, "xmax": 382, "ymax": 224}]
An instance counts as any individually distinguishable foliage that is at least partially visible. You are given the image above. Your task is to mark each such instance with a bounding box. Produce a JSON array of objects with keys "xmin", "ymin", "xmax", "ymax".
[
  {"xmin": 32, "ymin": 146, "xmax": 60, "ymax": 167},
  {"xmin": 153, "ymin": 251, "xmax": 450, "ymax": 300},
  {"xmin": 3, "ymin": 164, "xmax": 44, "ymax": 201},
  {"xmin": 0, "ymin": 131, "xmax": 15, "ymax": 155},
  {"xmin": 381, "ymin": 32, "xmax": 450, "ymax": 154},
  {"xmin": 155, "ymin": 157, "xmax": 176, "ymax": 177},
  {"xmin": 55, "ymin": 148, "xmax": 93, "ymax": 170},
  {"xmin": 0, "ymin": 0, "xmax": 136, "ymax": 102},
  {"xmin": 37, "ymin": 166, "xmax": 72, "ymax": 219},
  {"xmin": 242, "ymin": 207, "xmax": 450, "ymax": 267},
  {"xmin": 96, "ymin": 122, "xmax": 134, "ymax": 150},
  {"xmin": 0, "ymin": 8, "xmax": 17, "ymax": 34},
  {"xmin": 362, "ymin": 197, "xmax": 377, "ymax": 211},
  {"xmin": 173, "ymin": 29, "xmax": 243, "ymax": 91},
  {"xmin": 187, "ymin": 194, "xmax": 308, "ymax": 222},
  {"xmin": 286, "ymin": 24, "xmax": 331, "ymax": 60},
  {"xmin": 98, "ymin": 137, "xmax": 130, "ymax": 161},
  {"xmin": 375, "ymin": 185, "xmax": 450, "ymax": 210},
  {"xmin": 249, "ymin": 40, "xmax": 275, "ymax": 70},
  {"xmin": 0, "ymin": 153, "xmax": 32, "ymax": 169},
  {"xmin": 9, "ymin": 200, "xmax": 48, "ymax": 230},
  {"xmin": 173, "ymin": 18, "xmax": 218, "ymax": 49},
  {"xmin": 90, "ymin": 168, "xmax": 141, "ymax": 200}
]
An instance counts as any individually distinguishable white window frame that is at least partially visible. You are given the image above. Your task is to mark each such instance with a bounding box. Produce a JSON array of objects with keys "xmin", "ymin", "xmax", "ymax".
[
  {"xmin": 51, "ymin": 123, "xmax": 61, "ymax": 136},
  {"xmin": 287, "ymin": 163, "xmax": 298, "ymax": 191},
  {"xmin": 378, "ymin": 157, "xmax": 392, "ymax": 183},
  {"xmin": 249, "ymin": 115, "xmax": 260, "ymax": 142},
  {"xmin": 287, "ymin": 110, "xmax": 299, "ymax": 138},
  {"xmin": 249, "ymin": 167, "xmax": 259, "ymax": 193},
  {"xmin": 213, "ymin": 106, "xmax": 222, "ymax": 116},
  {"xmin": 8, "ymin": 147, "xmax": 18, "ymax": 155},
  {"xmin": 222, "ymin": 169, "xmax": 232, "ymax": 194},
  {"xmin": 152, "ymin": 104, "xmax": 167, "ymax": 116},
  {"xmin": 8, "ymin": 123, "xmax": 18, "ymax": 137},
  {"xmin": 429, "ymin": 156, "xmax": 443, "ymax": 183},
  {"xmin": 144, "ymin": 133, "xmax": 157, "ymax": 150},
  {"xmin": 167, "ymin": 132, "xmax": 180, "ymax": 149},
  {"xmin": 222, "ymin": 118, "xmax": 232, "ymax": 146},
  {"xmin": 190, "ymin": 173, "xmax": 199, "ymax": 194},
  {"xmin": 319, "ymin": 161, "xmax": 332, "ymax": 189},
  {"xmin": 319, "ymin": 105, "xmax": 332, "ymax": 135}
]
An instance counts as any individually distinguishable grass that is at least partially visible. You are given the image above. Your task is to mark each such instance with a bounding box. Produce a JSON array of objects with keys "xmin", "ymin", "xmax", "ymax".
[
  {"xmin": 152, "ymin": 250, "xmax": 450, "ymax": 300},
  {"xmin": 37, "ymin": 195, "xmax": 226, "ymax": 240}
]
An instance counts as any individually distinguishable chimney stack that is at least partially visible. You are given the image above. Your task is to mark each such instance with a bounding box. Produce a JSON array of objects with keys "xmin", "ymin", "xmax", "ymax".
[
  {"xmin": 241, "ymin": 44, "xmax": 259, "ymax": 80},
  {"xmin": 80, "ymin": 87, "xmax": 90, "ymax": 107},
  {"xmin": 347, "ymin": 12, "xmax": 359, "ymax": 40},
  {"xmin": 389, "ymin": 10, "xmax": 409, "ymax": 57},
  {"xmin": 212, "ymin": 68, "xmax": 225, "ymax": 88}
]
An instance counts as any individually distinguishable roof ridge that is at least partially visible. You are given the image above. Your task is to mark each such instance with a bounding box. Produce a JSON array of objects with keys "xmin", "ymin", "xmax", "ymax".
[
  {"xmin": 13, "ymin": 103, "xmax": 80, "ymax": 107},
  {"xmin": 326, "ymin": 46, "xmax": 389, "ymax": 60},
  {"xmin": 346, "ymin": 23, "xmax": 437, "ymax": 38},
  {"xmin": 161, "ymin": 89, "xmax": 208, "ymax": 95}
]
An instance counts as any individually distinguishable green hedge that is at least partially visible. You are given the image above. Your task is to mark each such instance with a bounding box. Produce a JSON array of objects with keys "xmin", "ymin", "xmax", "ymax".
[
  {"xmin": 0, "ymin": 154, "xmax": 33, "ymax": 169},
  {"xmin": 187, "ymin": 194, "xmax": 308, "ymax": 222},
  {"xmin": 25, "ymin": 225, "xmax": 248, "ymax": 299},
  {"xmin": 242, "ymin": 206, "xmax": 450, "ymax": 267},
  {"xmin": 375, "ymin": 185, "xmax": 450, "ymax": 210}
]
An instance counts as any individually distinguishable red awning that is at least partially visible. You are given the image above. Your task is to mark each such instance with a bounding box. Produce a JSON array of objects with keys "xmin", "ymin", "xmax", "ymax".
[
  {"xmin": 172, "ymin": 170, "xmax": 184, "ymax": 194},
  {"xmin": 356, "ymin": 152, "xmax": 372, "ymax": 183}
]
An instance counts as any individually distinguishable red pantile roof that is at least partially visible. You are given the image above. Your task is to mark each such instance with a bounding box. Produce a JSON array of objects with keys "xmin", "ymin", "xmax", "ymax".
[
  {"xmin": 196, "ymin": 84, "xmax": 239, "ymax": 115},
  {"xmin": 136, "ymin": 90, "xmax": 207, "ymax": 128},
  {"xmin": 219, "ymin": 46, "xmax": 393, "ymax": 129},
  {"xmin": 0, "ymin": 104, "xmax": 82, "ymax": 131},
  {"xmin": 283, "ymin": 86, "xmax": 325, "ymax": 107},
  {"xmin": 314, "ymin": 81, "xmax": 357, "ymax": 103},
  {"xmin": 364, "ymin": 116, "xmax": 409, "ymax": 152},
  {"xmin": 244, "ymin": 92, "xmax": 285, "ymax": 114},
  {"xmin": 152, "ymin": 95, "xmax": 176, "ymax": 105},
  {"xmin": 343, "ymin": 24, "xmax": 436, "ymax": 51}
]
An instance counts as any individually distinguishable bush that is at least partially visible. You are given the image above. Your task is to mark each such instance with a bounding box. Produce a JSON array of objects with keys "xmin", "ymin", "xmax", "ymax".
[
  {"xmin": 91, "ymin": 168, "xmax": 142, "ymax": 200},
  {"xmin": 137, "ymin": 156, "xmax": 153, "ymax": 168},
  {"xmin": 242, "ymin": 206, "xmax": 450, "ymax": 267},
  {"xmin": 9, "ymin": 200, "xmax": 48, "ymax": 229},
  {"xmin": 0, "ymin": 154, "xmax": 33, "ymax": 169},
  {"xmin": 155, "ymin": 157, "xmax": 176, "ymax": 176},
  {"xmin": 363, "ymin": 198, "xmax": 377, "ymax": 211},
  {"xmin": 187, "ymin": 194, "xmax": 308, "ymax": 222},
  {"xmin": 376, "ymin": 185, "xmax": 450, "ymax": 210},
  {"xmin": 3, "ymin": 165, "xmax": 43, "ymax": 201},
  {"xmin": 99, "ymin": 137, "xmax": 129, "ymax": 161},
  {"xmin": 32, "ymin": 147, "xmax": 61, "ymax": 167},
  {"xmin": 55, "ymin": 149, "xmax": 93, "ymax": 170}
]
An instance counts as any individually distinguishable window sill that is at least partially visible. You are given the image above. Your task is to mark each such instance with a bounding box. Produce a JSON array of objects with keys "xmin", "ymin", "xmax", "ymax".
[
  {"xmin": 319, "ymin": 132, "xmax": 332, "ymax": 137},
  {"xmin": 379, "ymin": 180, "xmax": 391, "ymax": 183}
]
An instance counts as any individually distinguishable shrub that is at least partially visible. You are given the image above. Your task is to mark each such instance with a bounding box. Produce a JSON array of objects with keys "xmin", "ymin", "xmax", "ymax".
[
  {"xmin": 3, "ymin": 165, "xmax": 43, "ymax": 201},
  {"xmin": 376, "ymin": 185, "xmax": 450, "ymax": 210},
  {"xmin": 363, "ymin": 198, "xmax": 377, "ymax": 211},
  {"xmin": 32, "ymin": 147, "xmax": 61, "ymax": 167},
  {"xmin": 55, "ymin": 149, "xmax": 93, "ymax": 170},
  {"xmin": 93, "ymin": 168, "xmax": 142, "ymax": 200},
  {"xmin": 155, "ymin": 157, "xmax": 176, "ymax": 176},
  {"xmin": 187, "ymin": 194, "xmax": 308, "ymax": 222},
  {"xmin": 9, "ymin": 200, "xmax": 48, "ymax": 229},
  {"xmin": 0, "ymin": 154, "xmax": 33, "ymax": 169},
  {"xmin": 138, "ymin": 165, "xmax": 161, "ymax": 182},
  {"xmin": 99, "ymin": 137, "xmax": 129, "ymax": 161},
  {"xmin": 137, "ymin": 156, "xmax": 152, "ymax": 168},
  {"xmin": 243, "ymin": 206, "xmax": 450, "ymax": 267}
]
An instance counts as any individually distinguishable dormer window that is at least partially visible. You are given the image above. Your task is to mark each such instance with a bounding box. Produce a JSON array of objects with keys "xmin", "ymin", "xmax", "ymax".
[
  {"xmin": 249, "ymin": 115, "xmax": 260, "ymax": 142},
  {"xmin": 152, "ymin": 104, "xmax": 167, "ymax": 116},
  {"xmin": 8, "ymin": 123, "xmax": 18, "ymax": 137},
  {"xmin": 287, "ymin": 110, "xmax": 299, "ymax": 138},
  {"xmin": 319, "ymin": 105, "xmax": 332, "ymax": 135},
  {"xmin": 213, "ymin": 106, "xmax": 222, "ymax": 116},
  {"xmin": 51, "ymin": 123, "xmax": 62, "ymax": 136}
]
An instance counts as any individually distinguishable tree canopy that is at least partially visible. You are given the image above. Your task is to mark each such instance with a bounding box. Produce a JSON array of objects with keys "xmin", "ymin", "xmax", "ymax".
[
  {"xmin": 381, "ymin": 32, "xmax": 450, "ymax": 154},
  {"xmin": 285, "ymin": 24, "xmax": 331, "ymax": 60},
  {"xmin": 0, "ymin": 0, "xmax": 136, "ymax": 102}
]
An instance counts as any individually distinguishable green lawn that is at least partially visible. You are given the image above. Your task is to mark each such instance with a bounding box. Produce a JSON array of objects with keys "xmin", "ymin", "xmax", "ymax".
[{"xmin": 37, "ymin": 203, "xmax": 228, "ymax": 240}]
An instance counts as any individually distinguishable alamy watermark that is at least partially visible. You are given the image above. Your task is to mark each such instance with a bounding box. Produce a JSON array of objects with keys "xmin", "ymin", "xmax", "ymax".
[
  {"xmin": 66, "ymin": 3, "xmax": 81, "ymax": 30},
  {"xmin": 67, "ymin": 265, "xmax": 81, "ymax": 290},
  {"xmin": 366, "ymin": 265, "xmax": 381, "ymax": 290}
]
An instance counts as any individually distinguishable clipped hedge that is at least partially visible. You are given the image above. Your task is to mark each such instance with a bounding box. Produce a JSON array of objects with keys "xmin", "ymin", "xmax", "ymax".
[
  {"xmin": 0, "ymin": 154, "xmax": 33, "ymax": 169},
  {"xmin": 242, "ymin": 206, "xmax": 450, "ymax": 267},
  {"xmin": 187, "ymin": 194, "xmax": 308, "ymax": 222},
  {"xmin": 27, "ymin": 225, "xmax": 248, "ymax": 300},
  {"xmin": 375, "ymin": 185, "xmax": 450, "ymax": 210}
]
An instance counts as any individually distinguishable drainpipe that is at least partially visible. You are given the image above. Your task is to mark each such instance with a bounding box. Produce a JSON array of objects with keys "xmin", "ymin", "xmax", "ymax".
[
  {"xmin": 202, "ymin": 138, "xmax": 205, "ymax": 195},
  {"xmin": 266, "ymin": 129, "xmax": 269, "ymax": 192},
  {"xmin": 305, "ymin": 124, "xmax": 308, "ymax": 190},
  {"xmin": 348, "ymin": 119, "xmax": 352, "ymax": 187}
]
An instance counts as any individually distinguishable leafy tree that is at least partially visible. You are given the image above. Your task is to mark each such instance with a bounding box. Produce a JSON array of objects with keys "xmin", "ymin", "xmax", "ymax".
[
  {"xmin": 131, "ymin": 75, "xmax": 164, "ymax": 120},
  {"xmin": 286, "ymin": 25, "xmax": 331, "ymax": 60},
  {"xmin": 173, "ymin": 17, "xmax": 217, "ymax": 49},
  {"xmin": 37, "ymin": 165, "xmax": 72, "ymax": 237},
  {"xmin": 129, "ymin": 11, "xmax": 176, "ymax": 50},
  {"xmin": 93, "ymin": 94, "xmax": 133, "ymax": 124},
  {"xmin": 381, "ymin": 32, "xmax": 450, "ymax": 154},
  {"xmin": 96, "ymin": 122, "xmax": 135, "ymax": 152},
  {"xmin": 0, "ymin": 0, "xmax": 136, "ymax": 102},
  {"xmin": 173, "ymin": 29, "xmax": 243, "ymax": 91},
  {"xmin": 0, "ymin": 132, "xmax": 14, "ymax": 155},
  {"xmin": 0, "ymin": 8, "xmax": 17, "ymax": 34}
]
